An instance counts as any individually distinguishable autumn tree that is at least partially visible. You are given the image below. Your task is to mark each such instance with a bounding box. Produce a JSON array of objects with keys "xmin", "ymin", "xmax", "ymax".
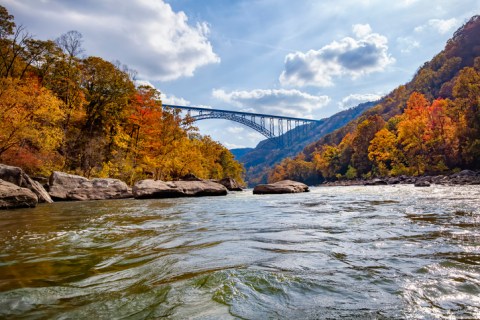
[
  {"xmin": 396, "ymin": 92, "xmax": 431, "ymax": 175},
  {"xmin": 350, "ymin": 115, "xmax": 385, "ymax": 176},
  {"xmin": 0, "ymin": 77, "xmax": 64, "ymax": 174},
  {"xmin": 452, "ymin": 64, "xmax": 480, "ymax": 168},
  {"xmin": 0, "ymin": 5, "xmax": 245, "ymax": 183},
  {"xmin": 368, "ymin": 128, "xmax": 401, "ymax": 176},
  {"xmin": 313, "ymin": 145, "xmax": 342, "ymax": 180},
  {"xmin": 73, "ymin": 56, "xmax": 135, "ymax": 176},
  {"xmin": 268, "ymin": 154, "xmax": 317, "ymax": 184}
]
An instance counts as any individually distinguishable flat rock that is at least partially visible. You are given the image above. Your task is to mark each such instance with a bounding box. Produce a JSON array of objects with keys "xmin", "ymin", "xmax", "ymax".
[
  {"xmin": 49, "ymin": 172, "xmax": 132, "ymax": 201},
  {"xmin": 253, "ymin": 180, "xmax": 309, "ymax": 194},
  {"xmin": 67, "ymin": 178, "xmax": 133, "ymax": 201},
  {"xmin": 0, "ymin": 164, "xmax": 53, "ymax": 203},
  {"xmin": 133, "ymin": 179, "xmax": 228, "ymax": 199},
  {"xmin": 0, "ymin": 179, "xmax": 38, "ymax": 209},
  {"xmin": 48, "ymin": 171, "xmax": 89, "ymax": 200}
]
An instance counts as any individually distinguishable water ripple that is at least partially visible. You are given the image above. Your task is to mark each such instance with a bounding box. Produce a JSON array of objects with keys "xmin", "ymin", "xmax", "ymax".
[{"xmin": 0, "ymin": 185, "xmax": 479, "ymax": 318}]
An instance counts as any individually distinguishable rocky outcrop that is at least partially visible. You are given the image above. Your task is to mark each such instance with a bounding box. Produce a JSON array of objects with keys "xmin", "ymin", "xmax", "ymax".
[
  {"xmin": 414, "ymin": 180, "xmax": 431, "ymax": 187},
  {"xmin": 48, "ymin": 171, "xmax": 89, "ymax": 200},
  {"xmin": 322, "ymin": 170, "xmax": 480, "ymax": 187},
  {"xmin": 67, "ymin": 178, "xmax": 133, "ymax": 201},
  {"xmin": 364, "ymin": 178, "xmax": 388, "ymax": 186},
  {"xmin": 133, "ymin": 179, "xmax": 228, "ymax": 199},
  {"xmin": 49, "ymin": 172, "xmax": 132, "ymax": 201},
  {"xmin": 218, "ymin": 178, "xmax": 243, "ymax": 191},
  {"xmin": 0, "ymin": 179, "xmax": 38, "ymax": 209},
  {"xmin": 253, "ymin": 180, "xmax": 309, "ymax": 194},
  {"xmin": 0, "ymin": 164, "xmax": 53, "ymax": 203}
]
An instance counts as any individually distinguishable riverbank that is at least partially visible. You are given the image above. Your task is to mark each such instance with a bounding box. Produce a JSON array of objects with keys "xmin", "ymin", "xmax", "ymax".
[
  {"xmin": 0, "ymin": 163, "xmax": 244, "ymax": 210},
  {"xmin": 320, "ymin": 170, "xmax": 480, "ymax": 187}
]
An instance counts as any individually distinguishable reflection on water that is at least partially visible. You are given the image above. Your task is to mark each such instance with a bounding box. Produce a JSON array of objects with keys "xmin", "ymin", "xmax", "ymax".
[{"xmin": 0, "ymin": 185, "xmax": 479, "ymax": 319}]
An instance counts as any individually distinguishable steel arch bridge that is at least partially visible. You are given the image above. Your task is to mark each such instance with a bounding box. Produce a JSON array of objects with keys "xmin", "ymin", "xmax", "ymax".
[{"xmin": 163, "ymin": 104, "xmax": 322, "ymax": 146}]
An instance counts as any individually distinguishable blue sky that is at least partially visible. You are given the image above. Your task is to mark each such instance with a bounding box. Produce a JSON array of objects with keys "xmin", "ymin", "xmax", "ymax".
[{"xmin": 2, "ymin": 0, "xmax": 479, "ymax": 148}]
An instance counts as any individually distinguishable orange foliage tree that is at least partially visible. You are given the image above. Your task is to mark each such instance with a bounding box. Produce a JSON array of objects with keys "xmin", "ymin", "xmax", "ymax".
[{"xmin": 0, "ymin": 77, "xmax": 64, "ymax": 173}]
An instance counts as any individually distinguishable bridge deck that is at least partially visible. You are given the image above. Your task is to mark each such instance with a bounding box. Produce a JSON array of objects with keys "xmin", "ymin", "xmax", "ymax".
[{"xmin": 162, "ymin": 104, "xmax": 320, "ymax": 122}]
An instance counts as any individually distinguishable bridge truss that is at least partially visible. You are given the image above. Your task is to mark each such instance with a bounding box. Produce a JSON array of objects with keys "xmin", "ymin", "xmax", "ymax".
[{"xmin": 163, "ymin": 104, "xmax": 322, "ymax": 146}]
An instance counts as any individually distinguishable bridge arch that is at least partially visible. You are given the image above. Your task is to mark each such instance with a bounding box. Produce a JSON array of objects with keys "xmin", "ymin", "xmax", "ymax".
[{"xmin": 162, "ymin": 104, "xmax": 322, "ymax": 145}]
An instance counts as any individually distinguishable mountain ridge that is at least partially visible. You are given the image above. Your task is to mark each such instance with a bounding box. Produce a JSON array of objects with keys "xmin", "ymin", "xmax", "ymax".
[{"xmin": 239, "ymin": 100, "xmax": 378, "ymax": 186}]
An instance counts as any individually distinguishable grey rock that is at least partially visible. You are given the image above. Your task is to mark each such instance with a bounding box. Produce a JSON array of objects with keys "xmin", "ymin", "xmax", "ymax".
[
  {"xmin": 48, "ymin": 171, "xmax": 89, "ymax": 201},
  {"xmin": 415, "ymin": 180, "xmax": 431, "ymax": 187},
  {"xmin": 67, "ymin": 178, "xmax": 132, "ymax": 201},
  {"xmin": 218, "ymin": 178, "xmax": 243, "ymax": 191},
  {"xmin": 455, "ymin": 169, "xmax": 477, "ymax": 177},
  {"xmin": 387, "ymin": 177, "xmax": 401, "ymax": 185},
  {"xmin": 364, "ymin": 178, "xmax": 388, "ymax": 186},
  {"xmin": 133, "ymin": 179, "xmax": 228, "ymax": 199},
  {"xmin": 180, "ymin": 173, "xmax": 202, "ymax": 181},
  {"xmin": 253, "ymin": 180, "xmax": 309, "ymax": 194},
  {"xmin": 49, "ymin": 172, "xmax": 132, "ymax": 201},
  {"xmin": 0, "ymin": 179, "xmax": 38, "ymax": 209},
  {"xmin": 0, "ymin": 164, "xmax": 53, "ymax": 203}
]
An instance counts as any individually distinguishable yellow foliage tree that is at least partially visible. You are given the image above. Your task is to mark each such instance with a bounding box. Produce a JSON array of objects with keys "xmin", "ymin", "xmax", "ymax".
[{"xmin": 0, "ymin": 77, "xmax": 64, "ymax": 174}]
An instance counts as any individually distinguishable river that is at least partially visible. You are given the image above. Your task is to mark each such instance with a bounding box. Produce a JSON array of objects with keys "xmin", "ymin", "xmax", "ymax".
[{"xmin": 0, "ymin": 185, "xmax": 479, "ymax": 319}]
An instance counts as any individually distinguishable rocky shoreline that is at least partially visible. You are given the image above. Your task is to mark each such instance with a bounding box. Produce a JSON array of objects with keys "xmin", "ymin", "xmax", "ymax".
[
  {"xmin": 321, "ymin": 170, "xmax": 480, "ymax": 187},
  {"xmin": 0, "ymin": 164, "xmax": 245, "ymax": 210},
  {"xmin": 2, "ymin": 162, "xmax": 479, "ymax": 210}
]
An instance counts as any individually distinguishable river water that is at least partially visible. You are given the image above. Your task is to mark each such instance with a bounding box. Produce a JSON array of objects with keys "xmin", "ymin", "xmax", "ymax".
[{"xmin": 0, "ymin": 185, "xmax": 479, "ymax": 319}]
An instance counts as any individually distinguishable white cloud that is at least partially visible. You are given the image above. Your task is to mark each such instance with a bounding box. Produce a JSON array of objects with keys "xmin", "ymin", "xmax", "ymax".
[
  {"xmin": 160, "ymin": 93, "xmax": 190, "ymax": 106},
  {"xmin": 212, "ymin": 88, "xmax": 330, "ymax": 118},
  {"xmin": 227, "ymin": 126, "xmax": 245, "ymax": 134},
  {"xmin": 396, "ymin": 36, "xmax": 420, "ymax": 53},
  {"xmin": 8, "ymin": 0, "xmax": 220, "ymax": 81},
  {"xmin": 338, "ymin": 93, "xmax": 382, "ymax": 110},
  {"xmin": 398, "ymin": 0, "xmax": 419, "ymax": 7},
  {"xmin": 352, "ymin": 23, "xmax": 372, "ymax": 38},
  {"xmin": 135, "ymin": 80, "xmax": 155, "ymax": 88},
  {"xmin": 415, "ymin": 18, "xmax": 459, "ymax": 35},
  {"xmin": 279, "ymin": 24, "xmax": 395, "ymax": 87},
  {"xmin": 134, "ymin": 80, "xmax": 190, "ymax": 105}
]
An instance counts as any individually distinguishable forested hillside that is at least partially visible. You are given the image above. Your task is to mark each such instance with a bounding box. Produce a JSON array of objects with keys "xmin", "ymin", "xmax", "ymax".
[
  {"xmin": 240, "ymin": 101, "xmax": 377, "ymax": 186},
  {"xmin": 0, "ymin": 5, "xmax": 244, "ymax": 184},
  {"xmin": 269, "ymin": 15, "xmax": 480, "ymax": 184}
]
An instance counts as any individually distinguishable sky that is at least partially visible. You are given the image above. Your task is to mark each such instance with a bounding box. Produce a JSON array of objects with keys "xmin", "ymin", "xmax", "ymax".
[{"xmin": 2, "ymin": 0, "xmax": 479, "ymax": 148}]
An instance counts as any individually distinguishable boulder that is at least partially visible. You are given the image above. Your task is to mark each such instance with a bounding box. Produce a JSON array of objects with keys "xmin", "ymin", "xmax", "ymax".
[
  {"xmin": 48, "ymin": 171, "xmax": 89, "ymax": 201},
  {"xmin": 133, "ymin": 179, "xmax": 228, "ymax": 199},
  {"xmin": 0, "ymin": 164, "xmax": 53, "ymax": 203},
  {"xmin": 49, "ymin": 172, "xmax": 132, "ymax": 201},
  {"xmin": 364, "ymin": 178, "xmax": 388, "ymax": 186},
  {"xmin": 67, "ymin": 178, "xmax": 133, "ymax": 201},
  {"xmin": 0, "ymin": 179, "xmax": 38, "ymax": 209},
  {"xmin": 415, "ymin": 180, "xmax": 431, "ymax": 187},
  {"xmin": 180, "ymin": 173, "xmax": 202, "ymax": 181},
  {"xmin": 218, "ymin": 178, "xmax": 243, "ymax": 191},
  {"xmin": 174, "ymin": 180, "xmax": 228, "ymax": 196},
  {"xmin": 253, "ymin": 180, "xmax": 309, "ymax": 194},
  {"xmin": 455, "ymin": 169, "xmax": 477, "ymax": 177},
  {"xmin": 387, "ymin": 177, "xmax": 401, "ymax": 185}
]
